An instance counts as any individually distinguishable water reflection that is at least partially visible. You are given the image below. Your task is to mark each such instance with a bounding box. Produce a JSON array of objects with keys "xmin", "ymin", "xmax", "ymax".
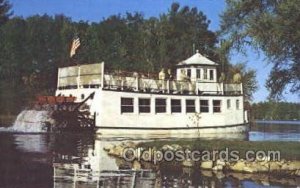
[
  {"xmin": 14, "ymin": 134, "xmax": 50, "ymax": 153},
  {"xmin": 50, "ymin": 134, "xmax": 299, "ymax": 188},
  {"xmin": 0, "ymin": 130, "xmax": 299, "ymax": 188},
  {"xmin": 0, "ymin": 133, "xmax": 53, "ymax": 188}
]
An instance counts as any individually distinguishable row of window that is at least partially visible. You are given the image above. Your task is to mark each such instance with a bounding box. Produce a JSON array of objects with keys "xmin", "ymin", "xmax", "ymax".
[
  {"xmin": 185, "ymin": 68, "xmax": 214, "ymax": 80},
  {"xmin": 121, "ymin": 98, "xmax": 240, "ymax": 114}
]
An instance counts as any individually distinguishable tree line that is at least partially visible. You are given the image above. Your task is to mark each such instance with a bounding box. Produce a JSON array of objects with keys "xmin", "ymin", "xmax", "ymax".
[
  {"xmin": 251, "ymin": 102, "xmax": 300, "ymax": 121},
  {"xmin": 0, "ymin": 2, "xmax": 259, "ymax": 115}
]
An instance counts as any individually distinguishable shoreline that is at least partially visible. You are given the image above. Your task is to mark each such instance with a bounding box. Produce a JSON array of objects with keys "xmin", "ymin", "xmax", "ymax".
[
  {"xmin": 104, "ymin": 140, "xmax": 300, "ymax": 177},
  {"xmin": 255, "ymin": 120, "xmax": 300, "ymax": 125}
]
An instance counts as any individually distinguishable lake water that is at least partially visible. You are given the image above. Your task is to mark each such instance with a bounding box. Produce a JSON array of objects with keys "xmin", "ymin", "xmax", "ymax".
[
  {"xmin": 0, "ymin": 121, "xmax": 299, "ymax": 188},
  {"xmin": 250, "ymin": 121, "xmax": 300, "ymax": 141}
]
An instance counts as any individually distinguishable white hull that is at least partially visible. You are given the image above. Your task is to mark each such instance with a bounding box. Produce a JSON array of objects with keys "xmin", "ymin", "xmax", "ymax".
[{"xmin": 56, "ymin": 88, "xmax": 249, "ymax": 138}]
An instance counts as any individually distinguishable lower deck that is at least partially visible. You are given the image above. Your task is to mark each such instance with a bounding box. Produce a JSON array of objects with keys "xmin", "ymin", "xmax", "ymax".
[
  {"xmin": 96, "ymin": 90, "xmax": 246, "ymax": 128},
  {"xmin": 56, "ymin": 88, "xmax": 248, "ymax": 130}
]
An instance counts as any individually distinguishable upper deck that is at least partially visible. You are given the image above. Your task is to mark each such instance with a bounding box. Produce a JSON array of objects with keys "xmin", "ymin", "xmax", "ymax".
[
  {"xmin": 102, "ymin": 74, "xmax": 242, "ymax": 96},
  {"xmin": 56, "ymin": 63, "xmax": 242, "ymax": 96}
]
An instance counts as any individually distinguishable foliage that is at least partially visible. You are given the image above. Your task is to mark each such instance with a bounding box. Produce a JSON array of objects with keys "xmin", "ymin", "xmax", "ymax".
[
  {"xmin": 251, "ymin": 102, "xmax": 300, "ymax": 120},
  {"xmin": 226, "ymin": 63, "xmax": 258, "ymax": 101},
  {"xmin": 0, "ymin": 3, "xmax": 257, "ymax": 114},
  {"xmin": 220, "ymin": 0, "xmax": 300, "ymax": 100},
  {"xmin": 0, "ymin": 0, "xmax": 11, "ymax": 26}
]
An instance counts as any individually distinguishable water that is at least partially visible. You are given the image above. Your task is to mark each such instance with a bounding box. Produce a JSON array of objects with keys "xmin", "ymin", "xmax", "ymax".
[
  {"xmin": 0, "ymin": 118, "xmax": 299, "ymax": 187},
  {"xmin": 250, "ymin": 121, "xmax": 300, "ymax": 141},
  {"xmin": 0, "ymin": 133, "xmax": 299, "ymax": 188},
  {"xmin": 1, "ymin": 110, "xmax": 51, "ymax": 133}
]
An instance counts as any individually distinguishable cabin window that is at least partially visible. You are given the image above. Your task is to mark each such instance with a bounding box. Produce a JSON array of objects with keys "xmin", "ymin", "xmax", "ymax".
[
  {"xmin": 227, "ymin": 99, "xmax": 231, "ymax": 109},
  {"xmin": 81, "ymin": 94, "xmax": 85, "ymax": 100},
  {"xmin": 204, "ymin": 69, "xmax": 208, "ymax": 79},
  {"xmin": 209, "ymin": 70, "xmax": 214, "ymax": 80},
  {"xmin": 187, "ymin": 69, "xmax": 191, "ymax": 78},
  {"xmin": 213, "ymin": 100, "xmax": 221, "ymax": 113},
  {"xmin": 200, "ymin": 100, "xmax": 209, "ymax": 113},
  {"xmin": 196, "ymin": 69, "xmax": 201, "ymax": 79},
  {"xmin": 155, "ymin": 98, "xmax": 166, "ymax": 113},
  {"xmin": 186, "ymin": 99, "xmax": 195, "ymax": 113},
  {"xmin": 236, "ymin": 99, "xmax": 240, "ymax": 110},
  {"xmin": 121, "ymin": 98, "xmax": 134, "ymax": 113},
  {"xmin": 171, "ymin": 99, "xmax": 181, "ymax": 113},
  {"xmin": 139, "ymin": 98, "xmax": 151, "ymax": 113}
]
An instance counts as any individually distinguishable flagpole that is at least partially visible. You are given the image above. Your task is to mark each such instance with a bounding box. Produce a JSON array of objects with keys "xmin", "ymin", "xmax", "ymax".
[{"xmin": 77, "ymin": 65, "xmax": 81, "ymax": 89}]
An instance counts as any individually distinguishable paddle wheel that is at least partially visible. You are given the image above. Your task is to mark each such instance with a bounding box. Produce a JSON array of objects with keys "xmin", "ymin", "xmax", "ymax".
[{"xmin": 35, "ymin": 92, "xmax": 96, "ymax": 132}]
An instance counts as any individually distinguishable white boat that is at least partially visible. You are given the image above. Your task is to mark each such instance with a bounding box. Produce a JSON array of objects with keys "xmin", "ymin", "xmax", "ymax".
[{"xmin": 55, "ymin": 51, "xmax": 248, "ymax": 137}]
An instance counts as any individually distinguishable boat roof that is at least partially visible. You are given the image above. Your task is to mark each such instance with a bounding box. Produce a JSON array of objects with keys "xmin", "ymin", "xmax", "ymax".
[{"xmin": 177, "ymin": 50, "xmax": 218, "ymax": 67}]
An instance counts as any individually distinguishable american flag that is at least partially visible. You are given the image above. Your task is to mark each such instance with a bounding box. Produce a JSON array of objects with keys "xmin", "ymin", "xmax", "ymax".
[{"xmin": 70, "ymin": 37, "xmax": 80, "ymax": 58}]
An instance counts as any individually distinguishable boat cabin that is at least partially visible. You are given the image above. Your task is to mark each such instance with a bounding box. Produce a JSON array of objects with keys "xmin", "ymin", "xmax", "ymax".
[{"xmin": 176, "ymin": 50, "xmax": 217, "ymax": 82}]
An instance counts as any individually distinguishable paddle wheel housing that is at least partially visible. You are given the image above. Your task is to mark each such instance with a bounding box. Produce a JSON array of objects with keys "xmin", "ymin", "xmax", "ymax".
[{"xmin": 35, "ymin": 93, "xmax": 95, "ymax": 132}]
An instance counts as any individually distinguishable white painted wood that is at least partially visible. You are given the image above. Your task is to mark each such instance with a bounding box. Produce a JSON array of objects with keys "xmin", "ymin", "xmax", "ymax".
[{"xmin": 55, "ymin": 52, "xmax": 247, "ymax": 136}]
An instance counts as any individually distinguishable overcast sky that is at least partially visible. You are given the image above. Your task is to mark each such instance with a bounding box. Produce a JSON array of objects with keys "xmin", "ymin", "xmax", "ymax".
[{"xmin": 9, "ymin": 0, "xmax": 299, "ymax": 102}]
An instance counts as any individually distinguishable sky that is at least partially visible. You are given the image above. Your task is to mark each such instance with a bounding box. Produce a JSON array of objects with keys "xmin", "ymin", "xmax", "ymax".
[{"xmin": 8, "ymin": 0, "xmax": 299, "ymax": 102}]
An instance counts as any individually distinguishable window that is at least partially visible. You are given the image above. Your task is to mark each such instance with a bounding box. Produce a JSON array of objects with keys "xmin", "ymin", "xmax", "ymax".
[
  {"xmin": 200, "ymin": 100, "xmax": 209, "ymax": 113},
  {"xmin": 209, "ymin": 70, "xmax": 214, "ymax": 80},
  {"xmin": 227, "ymin": 99, "xmax": 231, "ymax": 109},
  {"xmin": 155, "ymin": 98, "xmax": 166, "ymax": 113},
  {"xmin": 186, "ymin": 100, "xmax": 195, "ymax": 113},
  {"xmin": 139, "ymin": 98, "xmax": 151, "ymax": 113},
  {"xmin": 204, "ymin": 69, "xmax": 208, "ymax": 79},
  {"xmin": 81, "ymin": 94, "xmax": 85, "ymax": 99},
  {"xmin": 121, "ymin": 98, "xmax": 134, "ymax": 113},
  {"xmin": 236, "ymin": 99, "xmax": 240, "ymax": 110},
  {"xmin": 196, "ymin": 69, "xmax": 201, "ymax": 79},
  {"xmin": 187, "ymin": 69, "xmax": 191, "ymax": 78},
  {"xmin": 171, "ymin": 99, "xmax": 181, "ymax": 113},
  {"xmin": 213, "ymin": 100, "xmax": 221, "ymax": 113}
]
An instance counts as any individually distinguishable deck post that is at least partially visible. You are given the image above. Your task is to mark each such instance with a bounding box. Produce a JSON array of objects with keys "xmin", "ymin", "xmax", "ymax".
[
  {"xmin": 121, "ymin": 79, "xmax": 124, "ymax": 90},
  {"xmin": 240, "ymin": 83, "xmax": 243, "ymax": 94},
  {"xmin": 167, "ymin": 80, "xmax": 170, "ymax": 93},
  {"xmin": 221, "ymin": 82, "xmax": 224, "ymax": 95},
  {"xmin": 77, "ymin": 65, "xmax": 81, "ymax": 89},
  {"xmin": 57, "ymin": 68, "xmax": 60, "ymax": 89},
  {"xmin": 101, "ymin": 62, "xmax": 105, "ymax": 88},
  {"xmin": 136, "ymin": 77, "xmax": 139, "ymax": 91}
]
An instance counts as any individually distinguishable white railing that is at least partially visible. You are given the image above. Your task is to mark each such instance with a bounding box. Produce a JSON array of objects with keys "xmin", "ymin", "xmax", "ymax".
[
  {"xmin": 196, "ymin": 82, "xmax": 223, "ymax": 95},
  {"xmin": 103, "ymin": 74, "xmax": 242, "ymax": 95},
  {"xmin": 224, "ymin": 83, "xmax": 243, "ymax": 95}
]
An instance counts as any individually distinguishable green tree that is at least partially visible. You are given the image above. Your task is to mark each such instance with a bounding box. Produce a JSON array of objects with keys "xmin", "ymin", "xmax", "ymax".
[
  {"xmin": 0, "ymin": 0, "xmax": 12, "ymax": 26},
  {"xmin": 226, "ymin": 63, "xmax": 258, "ymax": 101},
  {"xmin": 0, "ymin": 17, "xmax": 28, "ymax": 114},
  {"xmin": 251, "ymin": 101, "xmax": 300, "ymax": 120},
  {"xmin": 0, "ymin": 2, "xmax": 258, "ymax": 115},
  {"xmin": 156, "ymin": 3, "xmax": 218, "ymax": 68},
  {"xmin": 220, "ymin": 0, "xmax": 300, "ymax": 100}
]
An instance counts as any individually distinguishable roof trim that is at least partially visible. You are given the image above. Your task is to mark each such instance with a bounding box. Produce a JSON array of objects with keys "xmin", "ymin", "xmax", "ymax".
[
  {"xmin": 176, "ymin": 63, "xmax": 219, "ymax": 68},
  {"xmin": 177, "ymin": 51, "xmax": 218, "ymax": 66}
]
